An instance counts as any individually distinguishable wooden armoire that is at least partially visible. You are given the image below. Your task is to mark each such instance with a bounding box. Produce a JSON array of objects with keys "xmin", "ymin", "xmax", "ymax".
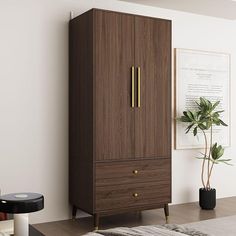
[{"xmin": 69, "ymin": 8, "xmax": 171, "ymax": 229}]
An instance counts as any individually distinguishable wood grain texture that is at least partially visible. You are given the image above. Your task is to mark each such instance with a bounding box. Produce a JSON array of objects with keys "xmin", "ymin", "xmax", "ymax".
[
  {"xmin": 69, "ymin": 9, "xmax": 94, "ymax": 214},
  {"xmin": 69, "ymin": 8, "xmax": 172, "ymax": 222},
  {"xmin": 134, "ymin": 16, "xmax": 172, "ymax": 159},
  {"xmin": 96, "ymin": 159, "xmax": 170, "ymax": 186},
  {"xmin": 94, "ymin": 10, "xmax": 135, "ymax": 161},
  {"xmin": 96, "ymin": 181, "xmax": 170, "ymax": 211}
]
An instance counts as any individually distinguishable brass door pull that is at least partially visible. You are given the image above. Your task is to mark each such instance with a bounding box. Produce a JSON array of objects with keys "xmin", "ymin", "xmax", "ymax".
[
  {"xmin": 133, "ymin": 193, "xmax": 139, "ymax": 197},
  {"xmin": 131, "ymin": 66, "xmax": 135, "ymax": 107},
  {"xmin": 137, "ymin": 67, "xmax": 141, "ymax": 108},
  {"xmin": 133, "ymin": 170, "xmax": 138, "ymax": 174}
]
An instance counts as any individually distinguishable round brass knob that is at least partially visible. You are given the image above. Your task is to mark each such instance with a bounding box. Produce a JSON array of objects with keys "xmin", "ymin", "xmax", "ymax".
[
  {"xmin": 133, "ymin": 193, "xmax": 138, "ymax": 197},
  {"xmin": 133, "ymin": 170, "xmax": 138, "ymax": 174}
]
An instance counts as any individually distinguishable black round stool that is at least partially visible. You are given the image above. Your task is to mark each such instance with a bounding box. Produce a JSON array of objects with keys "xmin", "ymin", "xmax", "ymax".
[{"xmin": 0, "ymin": 193, "xmax": 44, "ymax": 236}]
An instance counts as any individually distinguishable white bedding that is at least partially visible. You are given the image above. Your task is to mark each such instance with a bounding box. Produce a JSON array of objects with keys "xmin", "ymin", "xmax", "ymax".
[
  {"xmin": 84, "ymin": 224, "xmax": 209, "ymax": 236},
  {"xmin": 84, "ymin": 215, "xmax": 236, "ymax": 236}
]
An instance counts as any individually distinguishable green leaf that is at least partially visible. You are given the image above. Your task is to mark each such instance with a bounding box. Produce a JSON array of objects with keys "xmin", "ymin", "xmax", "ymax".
[
  {"xmin": 205, "ymin": 121, "xmax": 211, "ymax": 129},
  {"xmin": 213, "ymin": 142, "xmax": 217, "ymax": 149},
  {"xmin": 213, "ymin": 118, "xmax": 221, "ymax": 126},
  {"xmin": 212, "ymin": 101, "xmax": 220, "ymax": 111},
  {"xmin": 216, "ymin": 148, "xmax": 224, "ymax": 159},
  {"xmin": 213, "ymin": 112, "xmax": 220, "ymax": 118},
  {"xmin": 192, "ymin": 111, "xmax": 197, "ymax": 119},
  {"xmin": 185, "ymin": 124, "xmax": 194, "ymax": 133},
  {"xmin": 200, "ymin": 97, "xmax": 207, "ymax": 105},
  {"xmin": 219, "ymin": 119, "xmax": 228, "ymax": 126},
  {"xmin": 218, "ymin": 159, "xmax": 232, "ymax": 162},
  {"xmin": 195, "ymin": 101, "xmax": 200, "ymax": 108},
  {"xmin": 187, "ymin": 110, "xmax": 194, "ymax": 120},
  {"xmin": 198, "ymin": 123, "xmax": 207, "ymax": 130},
  {"xmin": 193, "ymin": 126, "xmax": 198, "ymax": 136},
  {"xmin": 207, "ymin": 99, "xmax": 212, "ymax": 110},
  {"xmin": 223, "ymin": 163, "xmax": 233, "ymax": 166},
  {"xmin": 179, "ymin": 116, "xmax": 191, "ymax": 122},
  {"xmin": 216, "ymin": 110, "xmax": 224, "ymax": 113},
  {"xmin": 217, "ymin": 160, "xmax": 233, "ymax": 166},
  {"xmin": 211, "ymin": 143, "xmax": 226, "ymax": 160}
]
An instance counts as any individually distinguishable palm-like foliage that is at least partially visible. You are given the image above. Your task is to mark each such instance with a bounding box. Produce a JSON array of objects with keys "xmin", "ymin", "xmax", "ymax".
[
  {"xmin": 179, "ymin": 97, "xmax": 227, "ymax": 136},
  {"xmin": 178, "ymin": 97, "xmax": 231, "ymax": 190}
]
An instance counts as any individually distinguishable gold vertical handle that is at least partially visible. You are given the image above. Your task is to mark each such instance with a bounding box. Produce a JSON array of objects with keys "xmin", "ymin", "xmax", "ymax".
[
  {"xmin": 137, "ymin": 67, "xmax": 141, "ymax": 108},
  {"xmin": 131, "ymin": 66, "xmax": 135, "ymax": 108}
]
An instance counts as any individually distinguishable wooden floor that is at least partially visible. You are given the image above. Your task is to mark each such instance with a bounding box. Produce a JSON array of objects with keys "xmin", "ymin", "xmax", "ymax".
[{"xmin": 33, "ymin": 197, "xmax": 236, "ymax": 236}]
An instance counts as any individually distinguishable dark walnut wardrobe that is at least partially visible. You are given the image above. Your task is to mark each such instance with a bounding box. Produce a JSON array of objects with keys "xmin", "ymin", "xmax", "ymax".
[{"xmin": 69, "ymin": 8, "xmax": 172, "ymax": 229}]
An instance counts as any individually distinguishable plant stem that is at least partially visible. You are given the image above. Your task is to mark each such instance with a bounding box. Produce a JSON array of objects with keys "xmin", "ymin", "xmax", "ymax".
[
  {"xmin": 207, "ymin": 124, "xmax": 213, "ymax": 189},
  {"xmin": 201, "ymin": 130, "xmax": 207, "ymax": 189},
  {"xmin": 207, "ymin": 162, "xmax": 215, "ymax": 188}
]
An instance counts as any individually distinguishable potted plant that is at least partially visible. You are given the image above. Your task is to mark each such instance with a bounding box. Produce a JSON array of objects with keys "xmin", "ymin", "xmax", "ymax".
[{"xmin": 178, "ymin": 97, "xmax": 232, "ymax": 210}]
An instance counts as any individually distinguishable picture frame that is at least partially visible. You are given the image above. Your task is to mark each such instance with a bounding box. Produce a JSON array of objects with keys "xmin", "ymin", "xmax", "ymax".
[{"xmin": 174, "ymin": 48, "xmax": 231, "ymax": 149}]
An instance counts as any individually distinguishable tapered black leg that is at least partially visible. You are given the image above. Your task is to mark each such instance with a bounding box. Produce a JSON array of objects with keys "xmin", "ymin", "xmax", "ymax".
[
  {"xmin": 94, "ymin": 214, "xmax": 99, "ymax": 230},
  {"xmin": 164, "ymin": 204, "xmax": 169, "ymax": 223},
  {"xmin": 72, "ymin": 206, "xmax": 77, "ymax": 220}
]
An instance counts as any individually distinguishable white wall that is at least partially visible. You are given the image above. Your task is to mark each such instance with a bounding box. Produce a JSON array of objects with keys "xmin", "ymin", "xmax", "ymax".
[{"xmin": 0, "ymin": 0, "xmax": 236, "ymax": 224}]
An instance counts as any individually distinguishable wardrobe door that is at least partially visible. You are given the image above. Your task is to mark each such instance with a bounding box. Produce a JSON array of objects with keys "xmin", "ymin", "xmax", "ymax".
[
  {"xmin": 94, "ymin": 10, "xmax": 135, "ymax": 161},
  {"xmin": 134, "ymin": 16, "xmax": 171, "ymax": 159}
]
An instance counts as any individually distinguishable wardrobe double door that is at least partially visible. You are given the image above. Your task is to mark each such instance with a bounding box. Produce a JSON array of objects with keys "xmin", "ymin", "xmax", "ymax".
[{"xmin": 95, "ymin": 10, "xmax": 171, "ymax": 162}]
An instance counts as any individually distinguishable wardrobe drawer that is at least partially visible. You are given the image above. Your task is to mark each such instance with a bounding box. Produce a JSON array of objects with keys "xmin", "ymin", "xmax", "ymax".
[
  {"xmin": 95, "ymin": 181, "xmax": 170, "ymax": 211},
  {"xmin": 96, "ymin": 159, "xmax": 170, "ymax": 186}
]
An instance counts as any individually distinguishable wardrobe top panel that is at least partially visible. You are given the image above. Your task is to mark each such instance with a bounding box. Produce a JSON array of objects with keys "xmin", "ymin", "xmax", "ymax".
[{"xmin": 71, "ymin": 8, "xmax": 172, "ymax": 23}]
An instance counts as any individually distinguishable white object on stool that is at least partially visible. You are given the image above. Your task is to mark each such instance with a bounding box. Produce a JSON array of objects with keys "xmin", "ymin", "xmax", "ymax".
[{"xmin": 14, "ymin": 213, "xmax": 28, "ymax": 236}]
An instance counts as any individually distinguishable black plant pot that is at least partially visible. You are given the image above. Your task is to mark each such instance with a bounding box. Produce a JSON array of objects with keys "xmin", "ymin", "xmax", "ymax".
[{"xmin": 199, "ymin": 188, "xmax": 216, "ymax": 210}]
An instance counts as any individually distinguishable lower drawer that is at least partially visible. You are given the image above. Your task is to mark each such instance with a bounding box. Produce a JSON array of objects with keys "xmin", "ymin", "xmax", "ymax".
[{"xmin": 95, "ymin": 181, "xmax": 170, "ymax": 211}]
